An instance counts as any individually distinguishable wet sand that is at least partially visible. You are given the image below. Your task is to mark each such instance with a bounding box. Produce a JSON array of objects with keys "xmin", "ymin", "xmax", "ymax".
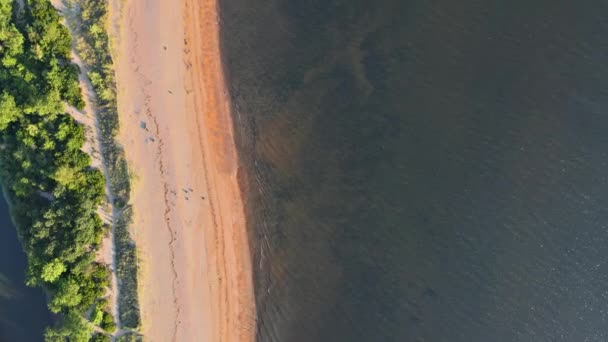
[{"xmin": 110, "ymin": 0, "xmax": 255, "ymax": 340}]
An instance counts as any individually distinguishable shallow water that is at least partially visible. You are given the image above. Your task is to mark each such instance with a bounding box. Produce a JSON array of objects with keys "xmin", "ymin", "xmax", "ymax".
[
  {"xmin": 220, "ymin": 1, "xmax": 608, "ymax": 341},
  {"xmin": 0, "ymin": 197, "xmax": 51, "ymax": 341}
]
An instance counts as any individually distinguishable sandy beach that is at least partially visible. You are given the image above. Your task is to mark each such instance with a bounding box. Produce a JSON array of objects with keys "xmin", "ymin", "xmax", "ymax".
[{"xmin": 110, "ymin": 0, "xmax": 255, "ymax": 341}]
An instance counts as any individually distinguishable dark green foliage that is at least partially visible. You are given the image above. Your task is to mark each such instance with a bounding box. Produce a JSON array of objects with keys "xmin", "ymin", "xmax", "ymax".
[
  {"xmin": 116, "ymin": 333, "xmax": 143, "ymax": 342},
  {"xmin": 57, "ymin": 63, "xmax": 85, "ymax": 110},
  {"xmin": 100, "ymin": 311, "xmax": 116, "ymax": 333},
  {"xmin": 23, "ymin": 0, "xmax": 72, "ymax": 59},
  {"xmin": 43, "ymin": 311, "xmax": 91, "ymax": 342},
  {"xmin": 114, "ymin": 205, "xmax": 139, "ymax": 328},
  {"xmin": 91, "ymin": 333, "xmax": 111, "ymax": 342},
  {"xmin": 0, "ymin": 0, "xmax": 107, "ymax": 337},
  {"xmin": 91, "ymin": 299, "xmax": 105, "ymax": 325}
]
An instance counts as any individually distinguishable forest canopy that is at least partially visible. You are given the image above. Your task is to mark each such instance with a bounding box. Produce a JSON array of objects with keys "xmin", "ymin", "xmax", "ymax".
[{"xmin": 0, "ymin": 0, "xmax": 113, "ymax": 340}]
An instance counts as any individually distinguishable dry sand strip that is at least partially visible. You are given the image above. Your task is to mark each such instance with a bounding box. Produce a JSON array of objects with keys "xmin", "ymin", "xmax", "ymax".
[{"xmin": 110, "ymin": 0, "xmax": 255, "ymax": 341}]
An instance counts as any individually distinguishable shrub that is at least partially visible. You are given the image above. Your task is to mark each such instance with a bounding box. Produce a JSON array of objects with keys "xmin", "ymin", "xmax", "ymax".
[
  {"xmin": 91, "ymin": 333, "xmax": 111, "ymax": 342},
  {"xmin": 100, "ymin": 311, "xmax": 116, "ymax": 333}
]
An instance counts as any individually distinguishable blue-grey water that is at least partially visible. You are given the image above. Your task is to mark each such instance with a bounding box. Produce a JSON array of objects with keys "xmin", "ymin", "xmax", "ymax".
[
  {"xmin": 0, "ymin": 197, "xmax": 51, "ymax": 341},
  {"xmin": 220, "ymin": 1, "xmax": 608, "ymax": 341}
]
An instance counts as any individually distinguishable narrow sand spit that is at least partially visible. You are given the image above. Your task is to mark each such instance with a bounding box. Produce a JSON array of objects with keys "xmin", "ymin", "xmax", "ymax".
[{"xmin": 110, "ymin": 0, "xmax": 255, "ymax": 341}]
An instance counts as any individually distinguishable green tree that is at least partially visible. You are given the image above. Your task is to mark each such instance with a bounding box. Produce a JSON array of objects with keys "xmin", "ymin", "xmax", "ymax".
[
  {"xmin": 91, "ymin": 304, "xmax": 104, "ymax": 325},
  {"xmin": 53, "ymin": 165, "xmax": 77, "ymax": 186},
  {"xmin": 0, "ymin": 92, "xmax": 18, "ymax": 130},
  {"xmin": 116, "ymin": 333, "xmax": 142, "ymax": 342},
  {"xmin": 100, "ymin": 311, "xmax": 116, "ymax": 333},
  {"xmin": 91, "ymin": 333, "xmax": 111, "ymax": 342},
  {"xmin": 44, "ymin": 311, "xmax": 91, "ymax": 342},
  {"xmin": 41, "ymin": 259, "xmax": 66, "ymax": 283},
  {"xmin": 49, "ymin": 278, "xmax": 82, "ymax": 312}
]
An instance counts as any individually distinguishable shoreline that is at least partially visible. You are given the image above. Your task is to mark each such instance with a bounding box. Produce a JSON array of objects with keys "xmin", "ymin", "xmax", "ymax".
[
  {"xmin": 184, "ymin": 0, "xmax": 256, "ymax": 340},
  {"xmin": 111, "ymin": 0, "xmax": 255, "ymax": 340},
  {"xmin": 0, "ymin": 186, "xmax": 54, "ymax": 340}
]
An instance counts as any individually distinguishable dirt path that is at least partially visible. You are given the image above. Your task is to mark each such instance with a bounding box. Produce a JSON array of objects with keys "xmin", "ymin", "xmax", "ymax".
[
  {"xmin": 51, "ymin": 0, "xmax": 122, "ymax": 337},
  {"xmin": 110, "ymin": 0, "xmax": 255, "ymax": 341}
]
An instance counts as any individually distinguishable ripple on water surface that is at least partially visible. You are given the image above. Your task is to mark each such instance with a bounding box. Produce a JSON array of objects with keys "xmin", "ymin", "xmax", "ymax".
[
  {"xmin": 220, "ymin": 0, "xmax": 608, "ymax": 341},
  {"xmin": 0, "ymin": 197, "xmax": 52, "ymax": 341}
]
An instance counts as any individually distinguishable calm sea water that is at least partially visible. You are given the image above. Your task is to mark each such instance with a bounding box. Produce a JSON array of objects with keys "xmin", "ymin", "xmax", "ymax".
[
  {"xmin": 220, "ymin": 1, "xmax": 608, "ymax": 341},
  {"xmin": 0, "ymin": 197, "xmax": 51, "ymax": 341}
]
